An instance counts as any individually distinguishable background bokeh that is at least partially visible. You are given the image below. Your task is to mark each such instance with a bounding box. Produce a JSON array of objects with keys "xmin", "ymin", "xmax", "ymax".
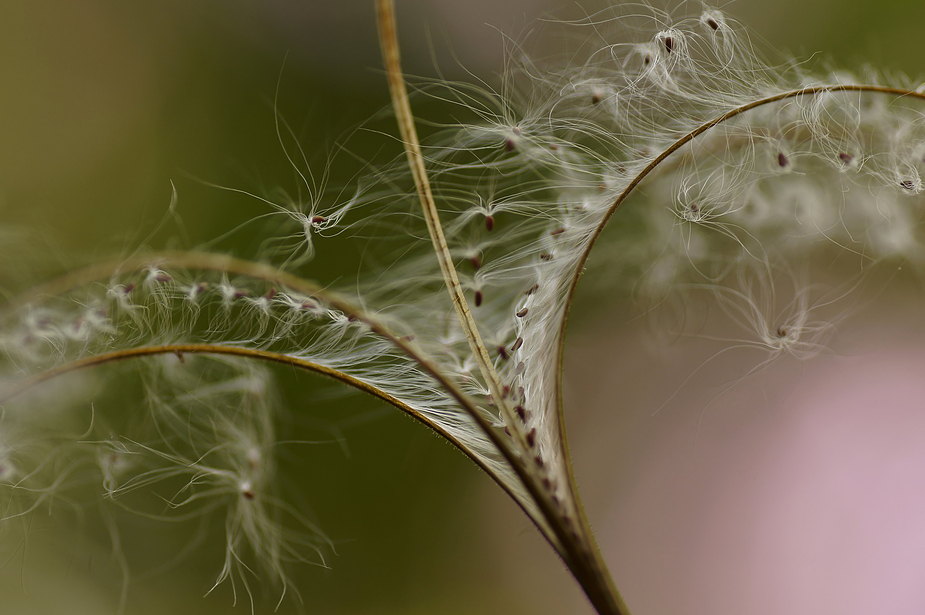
[{"xmin": 1, "ymin": 1, "xmax": 925, "ymax": 613}]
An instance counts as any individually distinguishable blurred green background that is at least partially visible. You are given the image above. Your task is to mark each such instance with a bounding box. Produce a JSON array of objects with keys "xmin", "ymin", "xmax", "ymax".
[{"xmin": 1, "ymin": 1, "xmax": 924, "ymax": 613}]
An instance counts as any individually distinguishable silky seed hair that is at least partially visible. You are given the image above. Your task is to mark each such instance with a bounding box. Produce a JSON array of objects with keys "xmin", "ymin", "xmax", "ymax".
[{"xmin": 1, "ymin": 3, "xmax": 924, "ymax": 610}]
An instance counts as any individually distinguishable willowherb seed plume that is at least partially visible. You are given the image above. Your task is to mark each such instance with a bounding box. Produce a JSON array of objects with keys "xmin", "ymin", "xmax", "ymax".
[{"xmin": 1, "ymin": 3, "xmax": 924, "ymax": 613}]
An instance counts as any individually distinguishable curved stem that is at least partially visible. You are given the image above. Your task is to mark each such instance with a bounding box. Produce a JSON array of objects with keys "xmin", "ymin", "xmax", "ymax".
[
  {"xmin": 551, "ymin": 83, "xmax": 925, "ymax": 615},
  {"xmin": 2, "ymin": 342, "xmax": 529, "ymax": 512},
  {"xmin": 3, "ymin": 249, "xmax": 587, "ymax": 573}
]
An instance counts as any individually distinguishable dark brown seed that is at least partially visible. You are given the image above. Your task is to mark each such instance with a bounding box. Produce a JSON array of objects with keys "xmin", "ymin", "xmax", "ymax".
[
  {"xmin": 311, "ymin": 215, "xmax": 326, "ymax": 224},
  {"xmin": 839, "ymin": 152, "xmax": 853, "ymax": 164},
  {"xmin": 264, "ymin": 288, "xmax": 277, "ymax": 300},
  {"xmin": 534, "ymin": 455, "xmax": 544, "ymax": 468},
  {"xmin": 550, "ymin": 227, "xmax": 566, "ymax": 236},
  {"xmin": 526, "ymin": 428, "xmax": 536, "ymax": 448},
  {"xmin": 242, "ymin": 489, "xmax": 256, "ymax": 501},
  {"xmin": 475, "ymin": 290, "xmax": 483, "ymax": 307},
  {"xmin": 469, "ymin": 255, "xmax": 481, "ymax": 270},
  {"xmin": 175, "ymin": 350, "xmax": 185, "ymax": 364},
  {"xmin": 485, "ymin": 215, "xmax": 495, "ymax": 232},
  {"xmin": 664, "ymin": 36, "xmax": 674, "ymax": 53},
  {"xmin": 777, "ymin": 152, "xmax": 789, "ymax": 168},
  {"xmin": 516, "ymin": 308, "xmax": 529, "ymax": 318},
  {"xmin": 123, "ymin": 283, "xmax": 135, "ymax": 294},
  {"xmin": 591, "ymin": 92, "xmax": 602, "ymax": 105},
  {"xmin": 510, "ymin": 337, "xmax": 523, "ymax": 352},
  {"xmin": 515, "ymin": 405, "xmax": 527, "ymax": 422},
  {"xmin": 498, "ymin": 346, "xmax": 509, "ymax": 360},
  {"xmin": 526, "ymin": 284, "xmax": 539, "ymax": 296},
  {"xmin": 707, "ymin": 17, "xmax": 719, "ymax": 30},
  {"xmin": 505, "ymin": 138, "xmax": 516, "ymax": 152},
  {"xmin": 900, "ymin": 179, "xmax": 916, "ymax": 191},
  {"xmin": 540, "ymin": 252, "xmax": 553, "ymax": 261}
]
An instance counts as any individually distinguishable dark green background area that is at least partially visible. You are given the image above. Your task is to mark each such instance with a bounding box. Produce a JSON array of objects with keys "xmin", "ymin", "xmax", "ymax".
[{"xmin": 0, "ymin": 1, "xmax": 921, "ymax": 613}]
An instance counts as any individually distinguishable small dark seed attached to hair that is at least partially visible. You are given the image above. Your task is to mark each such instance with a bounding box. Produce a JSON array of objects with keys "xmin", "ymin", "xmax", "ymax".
[
  {"xmin": 900, "ymin": 179, "xmax": 916, "ymax": 191},
  {"xmin": 643, "ymin": 55, "xmax": 651, "ymax": 65},
  {"xmin": 153, "ymin": 272, "xmax": 172, "ymax": 283},
  {"xmin": 123, "ymin": 283, "xmax": 135, "ymax": 294},
  {"xmin": 475, "ymin": 290, "xmax": 483, "ymax": 307},
  {"xmin": 469, "ymin": 255, "xmax": 482, "ymax": 270},
  {"xmin": 539, "ymin": 252, "xmax": 553, "ymax": 261},
  {"xmin": 311, "ymin": 215, "xmax": 326, "ymax": 224},
  {"xmin": 526, "ymin": 428, "xmax": 536, "ymax": 448},
  {"xmin": 264, "ymin": 288, "xmax": 277, "ymax": 300},
  {"xmin": 777, "ymin": 152, "xmax": 789, "ymax": 168},
  {"xmin": 510, "ymin": 337, "xmax": 523, "ymax": 352},
  {"xmin": 526, "ymin": 284, "xmax": 539, "ymax": 296},
  {"xmin": 839, "ymin": 152, "xmax": 853, "ymax": 164},
  {"xmin": 498, "ymin": 345, "xmax": 509, "ymax": 360},
  {"xmin": 550, "ymin": 227, "xmax": 566, "ymax": 236},
  {"xmin": 516, "ymin": 308, "xmax": 529, "ymax": 318},
  {"xmin": 505, "ymin": 138, "xmax": 516, "ymax": 152},
  {"xmin": 242, "ymin": 489, "xmax": 256, "ymax": 501},
  {"xmin": 515, "ymin": 405, "xmax": 527, "ymax": 422},
  {"xmin": 707, "ymin": 17, "xmax": 719, "ymax": 30},
  {"xmin": 534, "ymin": 455, "xmax": 544, "ymax": 468},
  {"xmin": 175, "ymin": 350, "xmax": 185, "ymax": 364},
  {"xmin": 502, "ymin": 385, "xmax": 511, "ymax": 399},
  {"xmin": 664, "ymin": 36, "xmax": 674, "ymax": 53},
  {"xmin": 591, "ymin": 92, "xmax": 602, "ymax": 105},
  {"xmin": 485, "ymin": 215, "xmax": 495, "ymax": 232}
]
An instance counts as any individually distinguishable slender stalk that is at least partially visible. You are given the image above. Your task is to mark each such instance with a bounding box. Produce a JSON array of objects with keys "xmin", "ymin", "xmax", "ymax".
[
  {"xmin": 1, "ymin": 249, "xmax": 580, "ymax": 559},
  {"xmin": 1, "ymin": 342, "xmax": 535, "ymax": 518},
  {"xmin": 555, "ymin": 85, "xmax": 925, "ymax": 411},
  {"xmin": 550, "ymin": 83, "xmax": 925, "ymax": 615},
  {"xmin": 374, "ymin": 0, "xmax": 521, "ymax": 442},
  {"xmin": 375, "ymin": 2, "xmax": 629, "ymax": 614}
]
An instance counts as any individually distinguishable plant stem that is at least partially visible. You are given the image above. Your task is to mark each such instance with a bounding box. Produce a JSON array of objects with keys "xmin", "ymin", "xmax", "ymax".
[{"xmin": 375, "ymin": 1, "xmax": 631, "ymax": 613}]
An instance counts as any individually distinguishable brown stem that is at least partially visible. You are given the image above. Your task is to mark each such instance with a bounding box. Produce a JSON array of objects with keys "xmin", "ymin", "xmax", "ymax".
[
  {"xmin": 551, "ymin": 83, "xmax": 925, "ymax": 615},
  {"xmin": 374, "ymin": 2, "xmax": 629, "ymax": 613}
]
